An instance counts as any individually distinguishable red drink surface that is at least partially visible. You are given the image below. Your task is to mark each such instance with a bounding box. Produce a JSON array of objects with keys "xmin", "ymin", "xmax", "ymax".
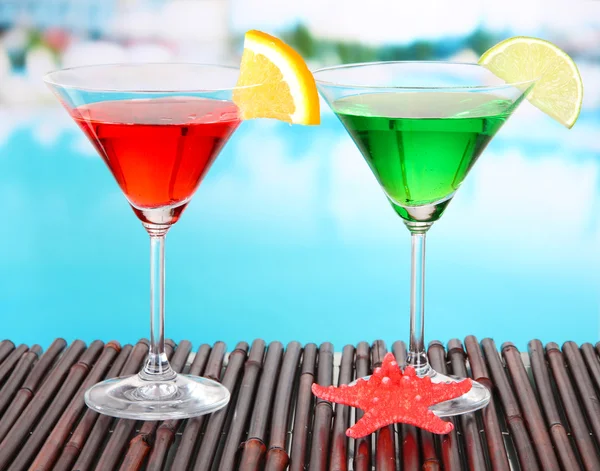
[{"xmin": 72, "ymin": 97, "xmax": 240, "ymax": 223}]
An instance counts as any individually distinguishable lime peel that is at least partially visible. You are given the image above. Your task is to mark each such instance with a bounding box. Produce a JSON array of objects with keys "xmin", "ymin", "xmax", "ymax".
[{"xmin": 479, "ymin": 36, "xmax": 583, "ymax": 129}]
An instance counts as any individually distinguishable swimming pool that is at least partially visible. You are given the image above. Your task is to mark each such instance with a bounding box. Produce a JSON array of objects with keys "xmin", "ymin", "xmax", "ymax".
[{"xmin": 0, "ymin": 104, "xmax": 598, "ymax": 350}]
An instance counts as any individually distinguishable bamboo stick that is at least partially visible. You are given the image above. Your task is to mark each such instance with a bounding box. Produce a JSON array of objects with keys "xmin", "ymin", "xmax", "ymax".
[
  {"xmin": 308, "ymin": 342, "xmax": 334, "ymax": 471},
  {"xmin": 428, "ymin": 341, "xmax": 461, "ymax": 471},
  {"xmin": 194, "ymin": 342, "xmax": 250, "ymax": 471},
  {"xmin": 0, "ymin": 339, "xmax": 15, "ymax": 365},
  {"xmin": 53, "ymin": 343, "xmax": 133, "ymax": 471},
  {"xmin": 448, "ymin": 339, "xmax": 487, "ymax": 471},
  {"xmin": 0, "ymin": 339, "xmax": 85, "ymax": 469},
  {"xmin": 0, "ymin": 344, "xmax": 42, "ymax": 416},
  {"xmin": 171, "ymin": 341, "xmax": 228, "ymax": 471},
  {"xmin": 0, "ymin": 344, "xmax": 29, "ymax": 384},
  {"xmin": 237, "ymin": 341, "xmax": 284, "ymax": 471},
  {"xmin": 353, "ymin": 341, "xmax": 371, "ymax": 471},
  {"xmin": 146, "ymin": 343, "xmax": 212, "ymax": 471},
  {"xmin": 482, "ymin": 338, "xmax": 539, "ymax": 470},
  {"xmin": 401, "ymin": 423, "xmax": 419, "ymax": 471},
  {"xmin": 216, "ymin": 340, "xmax": 266, "ymax": 471},
  {"xmin": 562, "ymin": 341, "xmax": 600, "ymax": 449},
  {"xmin": 93, "ymin": 339, "xmax": 175, "ymax": 471},
  {"xmin": 29, "ymin": 341, "xmax": 119, "ymax": 471},
  {"xmin": 546, "ymin": 342, "xmax": 600, "ymax": 470},
  {"xmin": 289, "ymin": 343, "xmax": 317, "ymax": 471},
  {"xmin": 263, "ymin": 341, "xmax": 302, "ymax": 471},
  {"xmin": 527, "ymin": 340, "xmax": 579, "ymax": 470},
  {"xmin": 464, "ymin": 336, "xmax": 509, "ymax": 471},
  {"xmin": 0, "ymin": 338, "xmax": 65, "ymax": 442},
  {"xmin": 581, "ymin": 343, "xmax": 600, "ymax": 394},
  {"xmin": 73, "ymin": 339, "xmax": 149, "ymax": 471},
  {"xmin": 8, "ymin": 340, "xmax": 105, "ymax": 471},
  {"xmin": 328, "ymin": 344, "xmax": 354, "ymax": 471},
  {"xmin": 118, "ymin": 340, "xmax": 193, "ymax": 471},
  {"xmin": 502, "ymin": 341, "xmax": 560, "ymax": 470}
]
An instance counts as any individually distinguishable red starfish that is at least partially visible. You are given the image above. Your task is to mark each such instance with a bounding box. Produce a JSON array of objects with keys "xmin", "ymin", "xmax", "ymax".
[{"xmin": 312, "ymin": 352, "xmax": 472, "ymax": 437}]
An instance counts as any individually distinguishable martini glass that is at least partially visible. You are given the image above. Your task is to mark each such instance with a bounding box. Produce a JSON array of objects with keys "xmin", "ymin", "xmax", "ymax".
[
  {"xmin": 44, "ymin": 64, "xmax": 247, "ymax": 420},
  {"xmin": 314, "ymin": 62, "xmax": 535, "ymax": 416}
]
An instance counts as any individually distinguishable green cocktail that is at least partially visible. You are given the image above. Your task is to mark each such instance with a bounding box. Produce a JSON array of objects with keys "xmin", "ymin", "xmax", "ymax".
[
  {"xmin": 315, "ymin": 61, "xmax": 535, "ymax": 417},
  {"xmin": 334, "ymin": 92, "xmax": 520, "ymax": 222}
]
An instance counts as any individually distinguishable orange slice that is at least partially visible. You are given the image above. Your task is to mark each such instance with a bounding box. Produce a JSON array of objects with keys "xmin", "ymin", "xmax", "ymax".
[{"xmin": 233, "ymin": 30, "xmax": 320, "ymax": 125}]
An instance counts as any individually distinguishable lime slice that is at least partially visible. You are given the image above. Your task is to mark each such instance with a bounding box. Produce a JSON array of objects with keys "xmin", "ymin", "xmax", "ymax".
[{"xmin": 479, "ymin": 36, "xmax": 583, "ymax": 128}]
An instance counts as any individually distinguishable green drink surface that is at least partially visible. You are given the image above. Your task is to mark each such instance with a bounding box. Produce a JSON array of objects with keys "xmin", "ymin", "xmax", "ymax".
[{"xmin": 334, "ymin": 92, "xmax": 517, "ymax": 208}]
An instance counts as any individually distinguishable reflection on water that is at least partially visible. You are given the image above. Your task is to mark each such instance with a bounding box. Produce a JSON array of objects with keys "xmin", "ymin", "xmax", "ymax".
[{"xmin": 0, "ymin": 105, "xmax": 598, "ymax": 349}]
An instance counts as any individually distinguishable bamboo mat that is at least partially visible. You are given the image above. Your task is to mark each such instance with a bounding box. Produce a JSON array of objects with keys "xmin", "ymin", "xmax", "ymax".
[{"xmin": 0, "ymin": 337, "xmax": 598, "ymax": 470}]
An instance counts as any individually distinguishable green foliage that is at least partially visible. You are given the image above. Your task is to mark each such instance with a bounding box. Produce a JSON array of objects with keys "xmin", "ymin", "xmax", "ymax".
[
  {"xmin": 281, "ymin": 24, "xmax": 505, "ymax": 64},
  {"xmin": 467, "ymin": 29, "xmax": 498, "ymax": 55},
  {"xmin": 335, "ymin": 42, "xmax": 378, "ymax": 64},
  {"xmin": 282, "ymin": 24, "xmax": 316, "ymax": 58}
]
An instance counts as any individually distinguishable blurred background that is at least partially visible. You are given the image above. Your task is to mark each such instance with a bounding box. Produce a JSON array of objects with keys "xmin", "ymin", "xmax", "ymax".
[{"xmin": 0, "ymin": 0, "xmax": 598, "ymax": 350}]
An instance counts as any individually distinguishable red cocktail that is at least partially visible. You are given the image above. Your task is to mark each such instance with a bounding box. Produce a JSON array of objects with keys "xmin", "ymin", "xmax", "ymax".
[
  {"xmin": 45, "ymin": 64, "xmax": 245, "ymax": 420},
  {"xmin": 73, "ymin": 97, "xmax": 240, "ymax": 225}
]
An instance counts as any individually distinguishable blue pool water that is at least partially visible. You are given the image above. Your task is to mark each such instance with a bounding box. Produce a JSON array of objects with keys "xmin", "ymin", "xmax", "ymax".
[{"xmin": 0, "ymin": 104, "xmax": 598, "ymax": 351}]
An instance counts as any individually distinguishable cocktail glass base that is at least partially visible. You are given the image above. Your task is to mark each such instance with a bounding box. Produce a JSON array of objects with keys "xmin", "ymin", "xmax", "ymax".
[
  {"xmin": 427, "ymin": 370, "xmax": 491, "ymax": 417},
  {"xmin": 84, "ymin": 373, "xmax": 230, "ymax": 420},
  {"xmin": 350, "ymin": 369, "xmax": 490, "ymax": 418}
]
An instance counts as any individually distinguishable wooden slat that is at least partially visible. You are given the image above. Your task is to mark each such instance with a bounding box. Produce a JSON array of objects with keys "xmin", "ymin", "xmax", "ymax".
[
  {"xmin": 482, "ymin": 338, "xmax": 540, "ymax": 470},
  {"xmin": 289, "ymin": 343, "xmax": 317, "ymax": 471},
  {"xmin": 0, "ymin": 339, "xmax": 85, "ymax": 469},
  {"xmin": 328, "ymin": 344, "xmax": 354, "ymax": 471},
  {"xmin": 0, "ymin": 338, "xmax": 66, "ymax": 437},
  {"xmin": 54, "ymin": 343, "xmax": 133, "ymax": 471},
  {"xmin": 464, "ymin": 335, "xmax": 509, "ymax": 471},
  {"xmin": 73, "ymin": 339, "xmax": 149, "ymax": 471},
  {"xmin": 30, "ymin": 341, "xmax": 120, "ymax": 471},
  {"xmin": 501, "ymin": 341, "xmax": 560, "ymax": 470},
  {"xmin": 237, "ymin": 341, "xmax": 284, "ymax": 471},
  {"xmin": 528, "ymin": 339, "xmax": 580, "ymax": 470},
  {"xmin": 428, "ymin": 341, "xmax": 462, "ymax": 471},
  {"xmin": 94, "ymin": 339, "xmax": 176, "ymax": 471},
  {"xmin": 562, "ymin": 341, "xmax": 600, "ymax": 449},
  {"xmin": 171, "ymin": 340, "xmax": 228, "ymax": 470},
  {"xmin": 119, "ymin": 339, "xmax": 192, "ymax": 471},
  {"xmin": 546, "ymin": 342, "xmax": 600, "ymax": 470},
  {"xmin": 581, "ymin": 343, "xmax": 600, "ymax": 395},
  {"xmin": 308, "ymin": 342, "xmax": 334, "ymax": 471},
  {"xmin": 353, "ymin": 341, "xmax": 371, "ymax": 471},
  {"xmin": 217, "ymin": 340, "xmax": 266, "ymax": 471},
  {"xmin": 0, "ymin": 344, "xmax": 42, "ymax": 416},
  {"xmin": 263, "ymin": 341, "xmax": 302, "ymax": 471},
  {"xmin": 0, "ymin": 337, "xmax": 596, "ymax": 470},
  {"xmin": 0, "ymin": 344, "xmax": 29, "ymax": 384},
  {"xmin": 147, "ymin": 343, "xmax": 212, "ymax": 471},
  {"xmin": 194, "ymin": 341, "xmax": 250, "ymax": 471},
  {"xmin": 448, "ymin": 339, "xmax": 487, "ymax": 471},
  {"xmin": 0, "ymin": 340, "xmax": 15, "ymax": 365}
]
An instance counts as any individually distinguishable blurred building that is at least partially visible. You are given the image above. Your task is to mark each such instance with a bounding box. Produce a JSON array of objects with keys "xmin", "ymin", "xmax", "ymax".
[
  {"xmin": 0, "ymin": 0, "xmax": 116, "ymax": 34},
  {"xmin": 0, "ymin": 0, "xmax": 234, "ymax": 64}
]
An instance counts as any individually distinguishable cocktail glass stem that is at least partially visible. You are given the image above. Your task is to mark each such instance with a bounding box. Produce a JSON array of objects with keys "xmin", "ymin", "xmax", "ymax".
[
  {"xmin": 141, "ymin": 225, "xmax": 176, "ymax": 382},
  {"xmin": 406, "ymin": 225, "xmax": 432, "ymax": 375}
]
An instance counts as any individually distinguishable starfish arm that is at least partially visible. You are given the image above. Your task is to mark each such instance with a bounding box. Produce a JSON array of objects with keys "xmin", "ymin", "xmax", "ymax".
[
  {"xmin": 428, "ymin": 379, "xmax": 472, "ymax": 403},
  {"xmin": 347, "ymin": 406, "xmax": 454, "ymax": 438},
  {"xmin": 346, "ymin": 407, "xmax": 391, "ymax": 438},
  {"xmin": 404, "ymin": 410, "xmax": 455, "ymax": 435},
  {"xmin": 311, "ymin": 383, "xmax": 363, "ymax": 408}
]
